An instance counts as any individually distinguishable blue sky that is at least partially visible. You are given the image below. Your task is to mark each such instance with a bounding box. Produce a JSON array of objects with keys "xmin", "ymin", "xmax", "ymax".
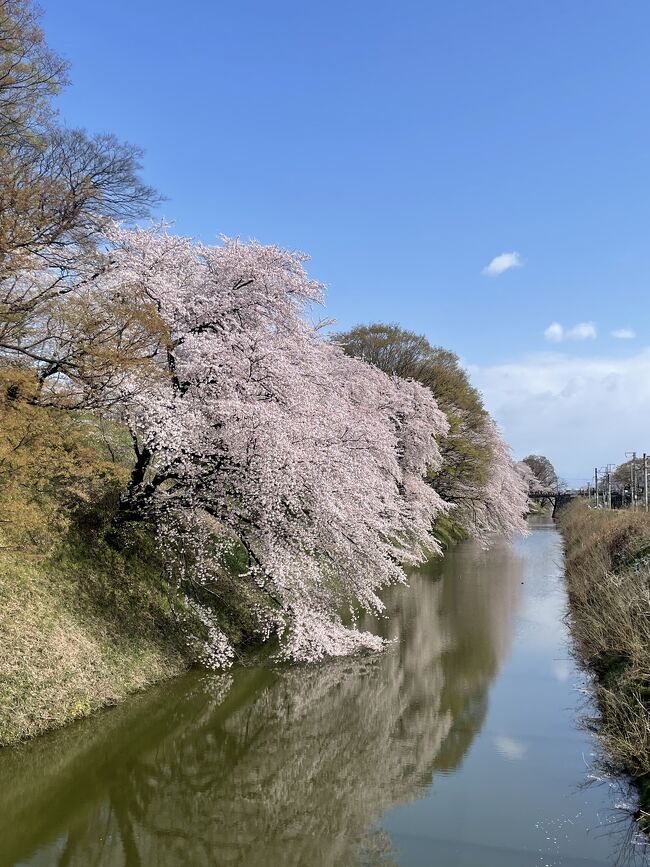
[{"xmin": 40, "ymin": 0, "xmax": 650, "ymax": 483}]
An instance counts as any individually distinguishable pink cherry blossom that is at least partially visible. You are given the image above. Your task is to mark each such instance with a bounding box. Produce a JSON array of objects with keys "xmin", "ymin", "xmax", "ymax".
[{"xmin": 105, "ymin": 224, "xmax": 452, "ymax": 662}]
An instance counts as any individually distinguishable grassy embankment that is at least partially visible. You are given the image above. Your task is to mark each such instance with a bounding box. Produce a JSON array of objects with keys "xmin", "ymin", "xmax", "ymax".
[
  {"xmin": 560, "ymin": 502, "xmax": 650, "ymax": 831},
  {"xmin": 0, "ymin": 403, "xmax": 258, "ymax": 748},
  {"xmin": 0, "ymin": 532, "xmax": 189, "ymax": 746}
]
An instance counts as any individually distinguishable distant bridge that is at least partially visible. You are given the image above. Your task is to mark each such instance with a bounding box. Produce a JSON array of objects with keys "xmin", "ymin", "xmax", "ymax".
[{"xmin": 528, "ymin": 490, "xmax": 577, "ymax": 518}]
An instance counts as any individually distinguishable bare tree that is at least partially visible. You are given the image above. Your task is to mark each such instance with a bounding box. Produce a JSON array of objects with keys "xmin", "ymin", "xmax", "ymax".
[
  {"xmin": 0, "ymin": 0, "xmax": 68, "ymax": 144},
  {"xmin": 0, "ymin": 0, "xmax": 162, "ymax": 406}
]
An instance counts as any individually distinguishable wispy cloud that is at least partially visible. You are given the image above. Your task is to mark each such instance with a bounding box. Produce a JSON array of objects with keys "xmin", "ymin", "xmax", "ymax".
[
  {"xmin": 567, "ymin": 322, "xmax": 597, "ymax": 340},
  {"xmin": 482, "ymin": 251, "xmax": 523, "ymax": 277},
  {"xmin": 543, "ymin": 322, "xmax": 597, "ymax": 342},
  {"xmin": 612, "ymin": 328, "xmax": 636, "ymax": 339}
]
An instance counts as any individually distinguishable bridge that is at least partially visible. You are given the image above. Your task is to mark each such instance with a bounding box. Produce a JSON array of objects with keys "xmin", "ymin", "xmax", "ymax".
[{"xmin": 528, "ymin": 489, "xmax": 577, "ymax": 518}]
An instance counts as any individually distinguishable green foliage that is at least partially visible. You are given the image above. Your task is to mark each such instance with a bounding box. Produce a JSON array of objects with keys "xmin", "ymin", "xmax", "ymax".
[
  {"xmin": 333, "ymin": 322, "xmax": 485, "ymax": 423},
  {"xmin": 432, "ymin": 514, "xmax": 468, "ymax": 550}
]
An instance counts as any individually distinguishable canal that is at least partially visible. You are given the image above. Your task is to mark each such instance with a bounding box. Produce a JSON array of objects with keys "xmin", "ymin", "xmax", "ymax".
[{"xmin": 0, "ymin": 517, "xmax": 643, "ymax": 865}]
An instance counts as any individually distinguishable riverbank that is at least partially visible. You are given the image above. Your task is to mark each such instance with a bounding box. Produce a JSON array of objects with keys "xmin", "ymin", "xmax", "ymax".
[
  {"xmin": 560, "ymin": 502, "xmax": 650, "ymax": 831},
  {"xmin": 0, "ymin": 531, "xmax": 193, "ymax": 747},
  {"xmin": 0, "ymin": 402, "xmax": 268, "ymax": 748}
]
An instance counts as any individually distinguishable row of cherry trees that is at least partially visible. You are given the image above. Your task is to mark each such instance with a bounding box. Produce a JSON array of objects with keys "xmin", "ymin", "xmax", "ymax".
[
  {"xmin": 333, "ymin": 323, "xmax": 530, "ymax": 545},
  {"xmin": 112, "ymin": 226, "xmax": 528, "ymax": 663},
  {"xmin": 3, "ymin": 221, "xmax": 527, "ymax": 664}
]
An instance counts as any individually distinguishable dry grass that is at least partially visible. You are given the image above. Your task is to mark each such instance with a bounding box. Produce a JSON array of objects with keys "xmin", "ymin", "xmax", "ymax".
[
  {"xmin": 0, "ymin": 533, "xmax": 191, "ymax": 747},
  {"xmin": 561, "ymin": 502, "xmax": 650, "ymax": 829}
]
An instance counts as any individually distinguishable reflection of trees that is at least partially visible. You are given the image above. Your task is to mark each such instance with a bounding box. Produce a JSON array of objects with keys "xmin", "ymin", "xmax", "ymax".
[
  {"xmin": 430, "ymin": 538, "xmax": 522, "ymax": 772},
  {"xmin": 0, "ymin": 538, "xmax": 523, "ymax": 867}
]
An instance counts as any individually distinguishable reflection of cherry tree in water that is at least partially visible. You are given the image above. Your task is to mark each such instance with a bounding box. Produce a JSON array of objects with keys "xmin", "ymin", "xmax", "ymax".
[
  {"xmin": 2, "ymin": 540, "xmax": 523, "ymax": 867},
  {"xmin": 431, "ymin": 538, "xmax": 522, "ymax": 772}
]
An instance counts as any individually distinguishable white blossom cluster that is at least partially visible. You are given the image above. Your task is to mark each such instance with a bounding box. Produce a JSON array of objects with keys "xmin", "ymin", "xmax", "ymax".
[
  {"xmin": 457, "ymin": 419, "xmax": 531, "ymax": 546},
  {"xmin": 185, "ymin": 600, "xmax": 235, "ymax": 670}
]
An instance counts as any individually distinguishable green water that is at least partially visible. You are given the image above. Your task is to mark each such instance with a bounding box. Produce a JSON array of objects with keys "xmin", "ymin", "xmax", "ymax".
[{"xmin": 0, "ymin": 518, "xmax": 645, "ymax": 866}]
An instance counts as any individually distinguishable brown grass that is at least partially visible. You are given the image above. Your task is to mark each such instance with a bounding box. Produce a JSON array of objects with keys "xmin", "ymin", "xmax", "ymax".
[{"xmin": 561, "ymin": 502, "xmax": 650, "ymax": 829}]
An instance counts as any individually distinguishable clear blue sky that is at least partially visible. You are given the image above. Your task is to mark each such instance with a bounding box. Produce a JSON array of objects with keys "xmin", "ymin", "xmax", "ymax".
[{"xmin": 39, "ymin": 1, "xmax": 650, "ymax": 482}]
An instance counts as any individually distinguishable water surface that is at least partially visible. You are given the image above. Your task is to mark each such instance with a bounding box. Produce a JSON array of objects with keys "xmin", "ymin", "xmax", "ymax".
[{"xmin": 0, "ymin": 518, "xmax": 643, "ymax": 865}]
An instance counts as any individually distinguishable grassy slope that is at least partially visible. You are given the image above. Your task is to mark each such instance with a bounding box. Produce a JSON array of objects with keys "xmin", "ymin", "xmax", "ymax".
[
  {"xmin": 560, "ymin": 502, "xmax": 650, "ymax": 830},
  {"xmin": 0, "ymin": 531, "xmax": 191, "ymax": 746}
]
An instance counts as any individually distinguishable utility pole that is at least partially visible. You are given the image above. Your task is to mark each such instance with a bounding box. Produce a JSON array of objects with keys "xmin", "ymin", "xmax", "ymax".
[
  {"xmin": 644, "ymin": 453, "xmax": 648, "ymax": 512},
  {"xmin": 625, "ymin": 452, "xmax": 637, "ymax": 510},
  {"xmin": 606, "ymin": 466, "xmax": 612, "ymax": 510},
  {"xmin": 604, "ymin": 464, "xmax": 616, "ymax": 509},
  {"xmin": 594, "ymin": 467, "xmax": 599, "ymax": 508}
]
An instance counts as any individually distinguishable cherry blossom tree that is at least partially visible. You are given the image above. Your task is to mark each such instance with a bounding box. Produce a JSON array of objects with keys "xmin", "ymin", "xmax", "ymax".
[
  {"xmin": 466, "ymin": 419, "xmax": 530, "ymax": 542},
  {"xmin": 105, "ymin": 224, "xmax": 451, "ymax": 663}
]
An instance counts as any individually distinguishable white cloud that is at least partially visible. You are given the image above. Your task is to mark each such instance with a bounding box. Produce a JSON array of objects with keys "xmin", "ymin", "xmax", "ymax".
[
  {"xmin": 470, "ymin": 347, "xmax": 650, "ymax": 481},
  {"xmin": 543, "ymin": 321, "xmax": 597, "ymax": 342},
  {"xmin": 552, "ymin": 659, "xmax": 571, "ymax": 683},
  {"xmin": 612, "ymin": 328, "xmax": 636, "ymax": 339},
  {"xmin": 544, "ymin": 322, "xmax": 564, "ymax": 342},
  {"xmin": 566, "ymin": 322, "xmax": 597, "ymax": 340},
  {"xmin": 482, "ymin": 251, "xmax": 523, "ymax": 277}
]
